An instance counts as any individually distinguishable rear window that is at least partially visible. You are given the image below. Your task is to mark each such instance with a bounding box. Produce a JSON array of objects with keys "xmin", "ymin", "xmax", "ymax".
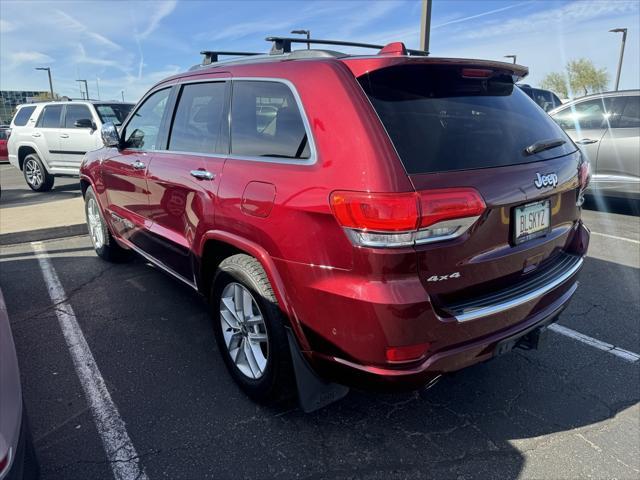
[
  {"xmin": 13, "ymin": 106, "xmax": 36, "ymax": 126},
  {"xmin": 0, "ymin": 129, "xmax": 7, "ymax": 140},
  {"xmin": 358, "ymin": 64, "xmax": 575, "ymax": 174},
  {"xmin": 95, "ymin": 103, "xmax": 134, "ymax": 126}
]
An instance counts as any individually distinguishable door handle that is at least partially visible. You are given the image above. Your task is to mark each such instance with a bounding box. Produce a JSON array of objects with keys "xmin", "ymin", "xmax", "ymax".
[
  {"xmin": 190, "ymin": 169, "xmax": 215, "ymax": 180},
  {"xmin": 576, "ymin": 138, "xmax": 598, "ymax": 145},
  {"xmin": 31, "ymin": 133, "xmax": 41, "ymax": 138},
  {"xmin": 132, "ymin": 160, "xmax": 146, "ymax": 170},
  {"xmin": 59, "ymin": 134, "xmax": 69, "ymax": 139}
]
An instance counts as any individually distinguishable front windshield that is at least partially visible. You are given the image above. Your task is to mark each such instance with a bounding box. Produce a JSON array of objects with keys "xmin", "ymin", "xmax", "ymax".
[{"xmin": 95, "ymin": 103, "xmax": 134, "ymax": 126}]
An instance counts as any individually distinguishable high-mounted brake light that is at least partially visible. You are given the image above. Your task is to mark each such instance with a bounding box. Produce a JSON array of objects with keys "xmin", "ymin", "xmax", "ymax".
[
  {"xmin": 461, "ymin": 68, "xmax": 494, "ymax": 78},
  {"xmin": 330, "ymin": 188, "xmax": 485, "ymax": 248}
]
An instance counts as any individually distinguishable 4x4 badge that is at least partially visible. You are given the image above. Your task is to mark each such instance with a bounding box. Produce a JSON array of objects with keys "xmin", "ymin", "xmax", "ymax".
[{"xmin": 534, "ymin": 172, "xmax": 558, "ymax": 189}]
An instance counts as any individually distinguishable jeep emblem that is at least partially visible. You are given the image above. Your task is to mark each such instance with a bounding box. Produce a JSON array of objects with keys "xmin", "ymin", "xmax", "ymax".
[{"xmin": 534, "ymin": 172, "xmax": 558, "ymax": 189}]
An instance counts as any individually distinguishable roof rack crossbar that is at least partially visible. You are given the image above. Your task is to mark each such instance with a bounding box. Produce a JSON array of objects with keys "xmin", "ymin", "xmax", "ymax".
[
  {"xmin": 200, "ymin": 50, "xmax": 261, "ymax": 65},
  {"xmin": 265, "ymin": 36, "xmax": 428, "ymax": 56}
]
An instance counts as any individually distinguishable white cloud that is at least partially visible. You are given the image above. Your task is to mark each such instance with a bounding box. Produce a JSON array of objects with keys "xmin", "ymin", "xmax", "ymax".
[
  {"xmin": 7, "ymin": 51, "xmax": 54, "ymax": 66},
  {"xmin": 55, "ymin": 10, "xmax": 122, "ymax": 50},
  {"xmin": 138, "ymin": 0, "xmax": 177, "ymax": 39},
  {"xmin": 432, "ymin": 2, "xmax": 524, "ymax": 29},
  {"xmin": 462, "ymin": 0, "xmax": 639, "ymax": 40},
  {"xmin": 0, "ymin": 19, "xmax": 17, "ymax": 33}
]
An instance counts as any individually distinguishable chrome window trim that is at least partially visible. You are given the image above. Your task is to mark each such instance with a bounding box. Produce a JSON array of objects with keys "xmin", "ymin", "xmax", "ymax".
[
  {"xmin": 133, "ymin": 77, "xmax": 318, "ymax": 165},
  {"xmin": 455, "ymin": 256, "xmax": 584, "ymax": 322}
]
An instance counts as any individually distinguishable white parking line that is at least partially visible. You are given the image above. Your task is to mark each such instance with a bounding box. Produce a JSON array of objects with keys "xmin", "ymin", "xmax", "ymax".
[
  {"xmin": 590, "ymin": 231, "xmax": 640, "ymax": 245},
  {"xmin": 549, "ymin": 323, "xmax": 640, "ymax": 363},
  {"xmin": 32, "ymin": 242, "xmax": 148, "ymax": 480}
]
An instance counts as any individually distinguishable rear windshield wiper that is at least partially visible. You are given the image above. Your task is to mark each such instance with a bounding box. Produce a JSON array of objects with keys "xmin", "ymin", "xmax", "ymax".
[{"xmin": 524, "ymin": 138, "xmax": 566, "ymax": 156}]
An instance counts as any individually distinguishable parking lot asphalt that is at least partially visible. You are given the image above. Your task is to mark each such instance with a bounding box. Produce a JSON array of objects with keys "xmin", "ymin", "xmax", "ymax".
[{"xmin": 0, "ymin": 175, "xmax": 638, "ymax": 479}]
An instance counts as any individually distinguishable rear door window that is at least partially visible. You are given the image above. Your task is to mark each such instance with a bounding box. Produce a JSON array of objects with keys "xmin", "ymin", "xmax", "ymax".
[
  {"xmin": 13, "ymin": 106, "xmax": 36, "ymax": 126},
  {"xmin": 36, "ymin": 105, "xmax": 63, "ymax": 128},
  {"xmin": 64, "ymin": 104, "xmax": 93, "ymax": 128},
  {"xmin": 359, "ymin": 64, "xmax": 575, "ymax": 174},
  {"xmin": 230, "ymin": 81, "xmax": 310, "ymax": 159},
  {"xmin": 168, "ymin": 82, "xmax": 227, "ymax": 154},
  {"xmin": 615, "ymin": 96, "xmax": 640, "ymax": 128}
]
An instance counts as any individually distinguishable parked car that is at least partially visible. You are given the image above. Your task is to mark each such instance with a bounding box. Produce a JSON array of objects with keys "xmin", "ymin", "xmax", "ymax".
[
  {"xmin": 549, "ymin": 90, "xmax": 640, "ymax": 200},
  {"xmin": 0, "ymin": 126, "xmax": 9, "ymax": 162},
  {"xmin": 0, "ymin": 288, "xmax": 39, "ymax": 480},
  {"xmin": 518, "ymin": 84, "xmax": 563, "ymax": 111},
  {"xmin": 7, "ymin": 101, "xmax": 134, "ymax": 192},
  {"xmin": 80, "ymin": 39, "xmax": 589, "ymax": 411}
]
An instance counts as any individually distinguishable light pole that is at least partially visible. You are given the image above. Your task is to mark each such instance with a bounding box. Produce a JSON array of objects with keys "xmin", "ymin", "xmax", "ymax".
[
  {"xmin": 35, "ymin": 67, "xmax": 54, "ymax": 99},
  {"xmin": 121, "ymin": 90, "xmax": 125, "ymax": 102},
  {"xmin": 291, "ymin": 29, "xmax": 310, "ymax": 49},
  {"xmin": 419, "ymin": 0, "xmax": 432, "ymax": 53},
  {"xmin": 504, "ymin": 54, "xmax": 517, "ymax": 64},
  {"xmin": 610, "ymin": 28, "xmax": 627, "ymax": 91},
  {"xmin": 76, "ymin": 79, "xmax": 89, "ymax": 100}
]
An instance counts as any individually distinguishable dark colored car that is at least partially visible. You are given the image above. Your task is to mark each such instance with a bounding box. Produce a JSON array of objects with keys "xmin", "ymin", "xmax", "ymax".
[
  {"xmin": 0, "ymin": 288, "xmax": 39, "ymax": 480},
  {"xmin": 0, "ymin": 127, "xmax": 9, "ymax": 162},
  {"xmin": 79, "ymin": 38, "xmax": 590, "ymax": 411},
  {"xmin": 518, "ymin": 84, "xmax": 563, "ymax": 111}
]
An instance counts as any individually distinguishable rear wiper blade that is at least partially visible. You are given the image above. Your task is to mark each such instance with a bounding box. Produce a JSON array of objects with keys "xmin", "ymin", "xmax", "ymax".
[{"xmin": 524, "ymin": 138, "xmax": 566, "ymax": 156}]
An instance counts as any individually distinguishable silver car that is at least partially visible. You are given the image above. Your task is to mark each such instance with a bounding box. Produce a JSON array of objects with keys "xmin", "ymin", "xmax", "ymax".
[{"xmin": 549, "ymin": 90, "xmax": 639, "ymax": 200}]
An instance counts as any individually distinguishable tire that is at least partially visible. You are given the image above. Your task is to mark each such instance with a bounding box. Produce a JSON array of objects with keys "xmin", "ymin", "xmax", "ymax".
[
  {"xmin": 23, "ymin": 153, "xmax": 54, "ymax": 192},
  {"xmin": 84, "ymin": 186, "xmax": 131, "ymax": 262},
  {"xmin": 211, "ymin": 254, "xmax": 296, "ymax": 404}
]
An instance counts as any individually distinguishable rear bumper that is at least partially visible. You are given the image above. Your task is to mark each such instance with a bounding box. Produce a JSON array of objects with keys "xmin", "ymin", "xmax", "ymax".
[{"xmin": 309, "ymin": 280, "xmax": 578, "ymax": 391}]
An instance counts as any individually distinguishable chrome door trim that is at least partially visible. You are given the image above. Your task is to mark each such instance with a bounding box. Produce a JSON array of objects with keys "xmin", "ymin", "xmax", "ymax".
[
  {"xmin": 118, "ymin": 236, "xmax": 198, "ymax": 291},
  {"xmin": 455, "ymin": 256, "xmax": 584, "ymax": 322}
]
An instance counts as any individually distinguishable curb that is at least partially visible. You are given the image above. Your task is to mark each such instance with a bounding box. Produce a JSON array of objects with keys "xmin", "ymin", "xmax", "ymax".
[{"xmin": 0, "ymin": 224, "xmax": 88, "ymax": 246}]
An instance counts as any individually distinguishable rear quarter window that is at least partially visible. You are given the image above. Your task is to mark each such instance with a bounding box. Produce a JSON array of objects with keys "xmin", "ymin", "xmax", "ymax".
[
  {"xmin": 230, "ymin": 81, "xmax": 311, "ymax": 159},
  {"xmin": 12, "ymin": 105, "xmax": 36, "ymax": 126},
  {"xmin": 358, "ymin": 64, "xmax": 575, "ymax": 174}
]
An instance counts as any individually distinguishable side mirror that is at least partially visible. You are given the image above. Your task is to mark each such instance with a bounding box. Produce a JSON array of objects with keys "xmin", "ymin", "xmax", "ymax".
[
  {"xmin": 101, "ymin": 122, "xmax": 120, "ymax": 148},
  {"xmin": 75, "ymin": 118, "xmax": 96, "ymax": 129}
]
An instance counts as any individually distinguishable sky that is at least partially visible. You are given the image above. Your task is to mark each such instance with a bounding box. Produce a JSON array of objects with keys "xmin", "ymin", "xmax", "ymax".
[{"xmin": 1, "ymin": 0, "xmax": 638, "ymax": 102}]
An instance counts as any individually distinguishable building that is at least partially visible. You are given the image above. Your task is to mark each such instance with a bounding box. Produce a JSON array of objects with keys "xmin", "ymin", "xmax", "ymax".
[{"xmin": 0, "ymin": 90, "xmax": 51, "ymax": 124}]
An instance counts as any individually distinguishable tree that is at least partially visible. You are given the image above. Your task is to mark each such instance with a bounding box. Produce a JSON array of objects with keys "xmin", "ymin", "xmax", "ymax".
[
  {"xmin": 540, "ymin": 72, "xmax": 569, "ymax": 99},
  {"xmin": 567, "ymin": 58, "xmax": 608, "ymax": 96},
  {"xmin": 539, "ymin": 58, "xmax": 609, "ymax": 98}
]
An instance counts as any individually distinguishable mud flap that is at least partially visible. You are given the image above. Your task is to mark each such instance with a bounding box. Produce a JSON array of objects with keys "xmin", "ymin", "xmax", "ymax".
[{"xmin": 286, "ymin": 329, "xmax": 349, "ymax": 413}]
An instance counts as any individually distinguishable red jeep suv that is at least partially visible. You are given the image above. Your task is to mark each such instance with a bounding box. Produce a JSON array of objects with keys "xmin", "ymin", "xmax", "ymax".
[{"xmin": 80, "ymin": 38, "xmax": 590, "ymax": 411}]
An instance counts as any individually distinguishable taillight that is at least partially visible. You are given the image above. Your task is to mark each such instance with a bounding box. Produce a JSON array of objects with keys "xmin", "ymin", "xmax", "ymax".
[
  {"xmin": 579, "ymin": 160, "xmax": 590, "ymax": 190},
  {"xmin": 330, "ymin": 188, "xmax": 485, "ymax": 248},
  {"xmin": 0, "ymin": 448, "xmax": 11, "ymax": 476}
]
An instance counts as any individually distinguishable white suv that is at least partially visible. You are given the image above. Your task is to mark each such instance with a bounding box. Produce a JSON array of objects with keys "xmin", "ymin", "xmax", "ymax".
[{"xmin": 7, "ymin": 100, "xmax": 133, "ymax": 191}]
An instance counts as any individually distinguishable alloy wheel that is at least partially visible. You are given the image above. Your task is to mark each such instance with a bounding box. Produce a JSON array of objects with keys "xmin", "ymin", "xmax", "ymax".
[
  {"xmin": 219, "ymin": 282, "xmax": 269, "ymax": 379},
  {"xmin": 86, "ymin": 198, "xmax": 105, "ymax": 249},
  {"xmin": 25, "ymin": 159, "xmax": 43, "ymax": 188}
]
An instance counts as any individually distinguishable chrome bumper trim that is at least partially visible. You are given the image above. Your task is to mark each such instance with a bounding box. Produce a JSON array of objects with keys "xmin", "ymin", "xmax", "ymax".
[{"xmin": 454, "ymin": 256, "xmax": 584, "ymax": 322}]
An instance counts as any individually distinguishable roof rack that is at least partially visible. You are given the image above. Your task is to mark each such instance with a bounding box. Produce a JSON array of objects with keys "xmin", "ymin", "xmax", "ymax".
[
  {"xmin": 265, "ymin": 36, "xmax": 429, "ymax": 56},
  {"xmin": 200, "ymin": 50, "xmax": 261, "ymax": 65}
]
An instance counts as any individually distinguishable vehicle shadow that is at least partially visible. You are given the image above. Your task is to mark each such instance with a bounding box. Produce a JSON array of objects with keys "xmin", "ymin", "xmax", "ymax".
[
  {"xmin": 584, "ymin": 194, "xmax": 640, "ymax": 216},
  {"xmin": 1, "ymin": 249, "xmax": 637, "ymax": 479},
  {"xmin": 0, "ymin": 182, "xmax": 82, "ymax": 208}
]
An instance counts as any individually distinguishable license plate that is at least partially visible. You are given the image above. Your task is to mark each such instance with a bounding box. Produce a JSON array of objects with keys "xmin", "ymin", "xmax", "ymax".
[{"xmin": 513, "ymin": 200, "xmax": 550, "ymax": 244}]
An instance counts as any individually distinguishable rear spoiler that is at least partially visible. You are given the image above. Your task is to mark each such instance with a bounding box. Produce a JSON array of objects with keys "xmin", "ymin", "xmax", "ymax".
[{"xmin": 342, "ymin": 57, "xmax": 529, "ymax": 81}]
